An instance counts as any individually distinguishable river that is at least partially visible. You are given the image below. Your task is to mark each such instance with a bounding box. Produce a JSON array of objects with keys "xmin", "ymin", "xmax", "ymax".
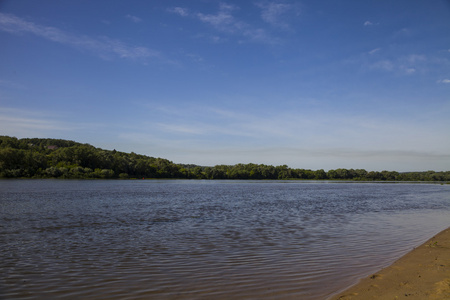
[{"xmin": 1, "ymin": 180, "xmax": 449, "ymax": 299}]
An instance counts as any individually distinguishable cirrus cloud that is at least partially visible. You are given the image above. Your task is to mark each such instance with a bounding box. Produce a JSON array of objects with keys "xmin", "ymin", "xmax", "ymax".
[
  {"xmin": 168, "ymin": 3, "xmax": 279, "ymax": 44},
  {"xmin": 256, "ymin": 1, "xmax": 299, "ymax": 29},
  {"xmin": 125, "ymin": 14, "xmax": 142, "ymax": 23},
  {"xmin": 0, "ymin": 12, "xmax": 160, "ymax": 61}
]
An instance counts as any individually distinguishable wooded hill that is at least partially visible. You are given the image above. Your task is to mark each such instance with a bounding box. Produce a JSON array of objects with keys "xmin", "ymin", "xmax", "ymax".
[{"xmin": 0, "ymin": 136, "xmax": 449, "ymax": 181}]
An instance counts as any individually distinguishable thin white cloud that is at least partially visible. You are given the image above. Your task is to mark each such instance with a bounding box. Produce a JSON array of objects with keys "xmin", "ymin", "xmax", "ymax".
[
  {"xmin": 370, "ymin": 59, "xmax": 394, "ymax": 71},
  {"xmin": 0, "ymin": 115, "xmax": 70, "ymax": 131},
  {"xmin": 0, "ymin": 12, "xmax": 160, "ymax": 61},
  {"xmin": 398, "ymin": 54, "xmax": 426, "ymax": 74},
  {"xmin": 364, "ymin": 21, "xmax": 381, "ymax": 27},
  {"xmin": 156, "ymin": 123, "xmax": 207, "ymax": 135},
  {"xmin": 115, "ymin": 120, "xmax": 450, "ymax": 170},
  {"xmin": 256, "ymin": 1, "xmax": 298, "ymax": 29},
  {"xmin": 0, "ymin": 107, "xmax": 76, "ymax": 137},
  {"xmin": 405, "ymin": 54, "xmax": 426, "ymax": 63},
  {"xmin": 142, "ymin": 104, "xmax": 450, "ymax": 154},
  {"xmin": 125, "ymin": 14, "xmax": 142, "ymax": 23},
  {"xmin": 210, "ymin": 35, "xmax": 225, "ymax": 43},
  {"xmin": 437, "ymin": 79, "xmax": 450, "ymax": 84},
  {"xmin": 393, "ymin": 28, "xmax": 411, "ymax": 38},
  {"xmin": 196, "ymin": 3, "xmax": 240, "ymax": 30},
  {"xmin": 368, "ymin": 48, "xmax": 380, "ymax": 55},
  {"xmin": 403, "ymin": 68, "xmax": 416, "ymax": 74},
  {"xmin": 184, "ymin": 52, "xmax": 204, "ymax": 63},
  {"xmin": 242, "ymin": 27, "xmax": 276, "ymax": 43},
  {"xmin": 0, "ymin": 106, "xmax": 113, "ymax": 141},
  {"xmin": 197, "ymin": 3, "xmax": 278, "ymax": 43},
  {"xmin": 168, "ymin": 7, "xmax": 190, "ymax": 17},
  {"xmin": 367, "ymin": 54, "xmax": 427, "ymax": 75},
  {"xmin": 169, "ymin": 3, "xmax": 277, "ymax": 44},
  {"xmin": 118, "ymin": 104, "xmax": 450, "ymax": 170}
]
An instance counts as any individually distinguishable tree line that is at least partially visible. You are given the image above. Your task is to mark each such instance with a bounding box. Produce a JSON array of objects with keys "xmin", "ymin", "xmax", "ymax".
[{"xmin": 0, "ymin": 136, "xmax": 449, "ymax": 181}]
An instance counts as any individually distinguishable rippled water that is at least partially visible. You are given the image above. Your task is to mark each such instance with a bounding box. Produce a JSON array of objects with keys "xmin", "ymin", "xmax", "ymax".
[{"xmin": 1, "ymin": 180, "xmax": 449, "ymax": 299}]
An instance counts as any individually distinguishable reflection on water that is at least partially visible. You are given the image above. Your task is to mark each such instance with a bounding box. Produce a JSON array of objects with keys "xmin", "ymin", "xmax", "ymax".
[{"xmin": 1, "ymin": 180, "xmax": 449, "ymax": 299}]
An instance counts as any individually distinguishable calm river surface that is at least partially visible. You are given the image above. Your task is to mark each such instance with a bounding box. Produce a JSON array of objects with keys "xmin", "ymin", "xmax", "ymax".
[{"xmin": 1, "ymin": 180, "xmax": 449, "ymax": 299}]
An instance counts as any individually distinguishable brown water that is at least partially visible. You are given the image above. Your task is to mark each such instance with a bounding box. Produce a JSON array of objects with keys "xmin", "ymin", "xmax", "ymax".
[{"xmin": 1, "ymin": 180, "xmax": 449, "ymax": 299}]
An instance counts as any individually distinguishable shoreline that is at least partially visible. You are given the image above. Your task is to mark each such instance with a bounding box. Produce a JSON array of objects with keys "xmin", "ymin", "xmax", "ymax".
[
  {"xmin": 329, "ymin": 227, "xmax": 450, "ymax": 299},
  {"xmin": 1, "ymin": 178, "xmax": 448, "ymax": 183}
]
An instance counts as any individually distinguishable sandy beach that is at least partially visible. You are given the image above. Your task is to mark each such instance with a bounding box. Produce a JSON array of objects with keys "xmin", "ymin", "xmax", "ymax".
[{"xmin": 330, "ymin": 227, "xmax": 450, "ymax": 300}]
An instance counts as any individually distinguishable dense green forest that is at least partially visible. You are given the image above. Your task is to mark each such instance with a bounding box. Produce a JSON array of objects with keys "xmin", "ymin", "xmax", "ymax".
[{"xmin": 0, "ymin": 136, "xmax": 449, "ymax": 181}]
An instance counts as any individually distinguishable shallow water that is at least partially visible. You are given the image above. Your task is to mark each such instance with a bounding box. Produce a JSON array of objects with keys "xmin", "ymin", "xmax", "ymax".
[{"xmin": 1, "ymin": 180, "xmax": 449, "ymax": 299}]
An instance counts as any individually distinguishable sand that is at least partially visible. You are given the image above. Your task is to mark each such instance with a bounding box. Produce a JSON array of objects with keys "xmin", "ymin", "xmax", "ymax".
[{"xmin": 330, "ymin": 227, "xmax": 450, "ymax": 300}]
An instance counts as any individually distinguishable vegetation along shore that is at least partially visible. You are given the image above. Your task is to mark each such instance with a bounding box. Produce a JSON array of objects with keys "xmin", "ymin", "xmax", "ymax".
[{"xmin": 1, "ymin": 136, "xmax": 449, "ymax": 181}]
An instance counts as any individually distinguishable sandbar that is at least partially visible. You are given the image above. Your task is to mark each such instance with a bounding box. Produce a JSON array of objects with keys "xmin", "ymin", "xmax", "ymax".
[{"xmin": 330, "ymin": 227, "xmax": 450, "ymax": 300}]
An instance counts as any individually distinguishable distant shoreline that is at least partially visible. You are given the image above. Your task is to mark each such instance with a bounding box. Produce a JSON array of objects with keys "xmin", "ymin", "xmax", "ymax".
[
  {"xmin": 0, "ymin": 178, "xmax": 449, "ymax": 184},
  {"xmin": 1, "ymin": 136, "xmax": 449, "ymax": 181},
  {"xmin": 329, "ymin": 227, "xmax": 450, "ymax": 299}
]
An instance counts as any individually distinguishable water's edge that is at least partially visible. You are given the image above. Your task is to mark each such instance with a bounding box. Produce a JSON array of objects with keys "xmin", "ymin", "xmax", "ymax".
[{"xmin": 326, "ymin": 226, "xmax": 450, "ymax": 299}]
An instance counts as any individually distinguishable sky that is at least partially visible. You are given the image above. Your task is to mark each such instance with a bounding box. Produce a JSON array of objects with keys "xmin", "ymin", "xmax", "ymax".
[{"xmin": 1, "ymin": 0, "xmax": 450, "ymax": 171}]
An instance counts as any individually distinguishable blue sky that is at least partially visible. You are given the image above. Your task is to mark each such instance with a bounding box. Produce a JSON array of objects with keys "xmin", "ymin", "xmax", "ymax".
[{"xmin": 1, "ymin": 0, "xmax": 449, "ymax": 171}]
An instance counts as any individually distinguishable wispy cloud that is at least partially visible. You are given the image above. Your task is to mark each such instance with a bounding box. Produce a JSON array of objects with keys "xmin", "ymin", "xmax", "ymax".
[
  {"xmin": 117, "ymin": 103, "xmax": 450, "ymax": 169},
  {"xmin": 370, "ymin": 58, "xmax": 418, "ymax": 74},
  {"xmin": 0, "ymin": 107, "xmax": 75, "ymax": 137},
  {"xmin": 437, "ymin": 79, "xmax": 450, "ymax": 84},
  {"xmin": 125, "ymin": 14, "xmax": 142, "ymax": 23},
  {"xmin": 364, "ymin": 20, "xmax": 381, "ymax": 27},
  {"xmin": 156, "ymin": 123, "xmax": 207, "ymax": 135},
  {"xmin": 402, "ymin": 67, "xmax": 416, "ymax": 74},
  {"xmin": 0, "ymin": 115, "xmax": 70, "ymax": 131},
  {"xmin": 369, "ymin": 59, "xmax": 395, "ymax": 71},
  {"xmin": 0, "ymin": 106, "xmax": 113, "ymax": 141},
  {"xmin": 256, "ymin": 1, "xmax": 299, "ymax": 29},
  {"xmin": 168, "ymin": 3, "xmax": 277, "ymax": 44},
  {"xmin": 368, "ymin": 48, "xmax": 380, "ymax": 55},
  {"xmin": 398, "ymin": 54, "xmax": 426, "ymax": 74},
  {"xmin": 405, "ymin": 54, "xmax": 426, "ymax": 64},
  {"xmin": 141, "ymin": 104, "xmax": 449, "ymax": 153},
  {"xmin": 0, "ymin": 12, "xmax": 160, "ymax": 61},
  {"xmin": 393, "ymin": 28, "xmax": 411, "ymax": 38},
  {"xmin": 168, "ymin": 7, "xmax": 189, "ymax": 17},
  {"xmin": 366, "ymin": 54, "xmax": 427, "ymax": 75},
  {"xmin": 196, "ymin": 3, "xmax": 242, "ymax": 31}
]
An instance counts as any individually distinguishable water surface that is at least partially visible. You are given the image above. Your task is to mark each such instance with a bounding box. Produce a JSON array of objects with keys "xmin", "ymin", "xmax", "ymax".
[{"xmin": 1, "ymin": 180, "xmax": 449, "ymax": 299}]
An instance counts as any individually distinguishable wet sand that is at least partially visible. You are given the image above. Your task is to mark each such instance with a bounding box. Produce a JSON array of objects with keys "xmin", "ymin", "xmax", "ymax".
[{"xmin": 330, "ymin": 227, "xmax": 450, "ymax": 300}]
